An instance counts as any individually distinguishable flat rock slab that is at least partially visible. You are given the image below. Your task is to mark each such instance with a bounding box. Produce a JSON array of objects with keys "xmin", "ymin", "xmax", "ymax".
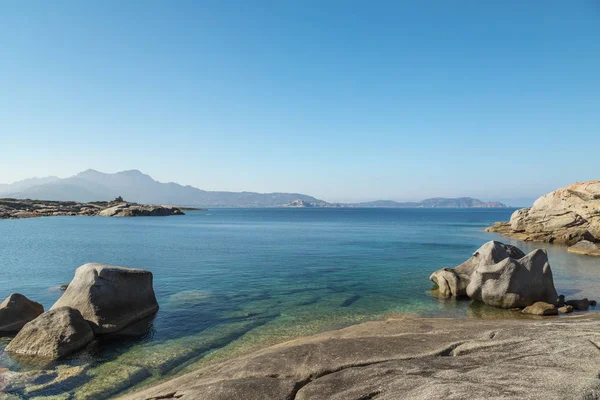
[{"xmin": 120, "ymin": 315, "xmax": 600, "ymax": 400}]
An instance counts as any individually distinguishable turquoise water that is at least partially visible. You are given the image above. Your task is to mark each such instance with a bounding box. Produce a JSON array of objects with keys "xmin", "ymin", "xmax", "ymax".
[{"xmin": 0, "ymin": 208, "xmax": 598, "ymax": 398}]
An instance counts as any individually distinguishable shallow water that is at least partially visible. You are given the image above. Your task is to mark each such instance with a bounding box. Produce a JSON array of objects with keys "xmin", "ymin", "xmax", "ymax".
[{"xmin": 0, "ymin": 208, "xmax": 598, "ymax": 398}]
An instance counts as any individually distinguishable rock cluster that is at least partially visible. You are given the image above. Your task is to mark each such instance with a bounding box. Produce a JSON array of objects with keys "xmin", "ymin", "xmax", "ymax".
[
  {"xmin": 486, "ymin": 180, "xmax": 600, "ymax": 249},
  {"xmin": 430, "ymin": 241, "xmax": 558, "ymax": 309},
  {"xmin": 1, "ymin": 264, "xmax": 159, "ymax": 360},
  {"xmin": 0, "ymin": 198, "xmax": 184, "ymax": 219}
]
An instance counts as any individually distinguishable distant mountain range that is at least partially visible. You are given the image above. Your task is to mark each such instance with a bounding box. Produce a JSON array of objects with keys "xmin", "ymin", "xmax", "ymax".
[
  {"xmin": 345, "ymin": 198, "xmax": 508, "ymax": 208},
  {"xmin": 286, "ymin": 198, "xmax": 508, "ymax": 208},
  {"xmin": 0, "ymin": 169, "xmax": 509, "ymax": 208}
]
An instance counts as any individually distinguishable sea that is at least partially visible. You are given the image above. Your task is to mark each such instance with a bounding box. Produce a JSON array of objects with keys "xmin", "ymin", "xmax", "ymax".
[{"xmin": 1, "ymin": 208, "xmax": 598, "ymax": 399}]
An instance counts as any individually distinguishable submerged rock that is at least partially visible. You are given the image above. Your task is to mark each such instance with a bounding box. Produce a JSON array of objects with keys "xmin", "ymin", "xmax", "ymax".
[
  {"xmin": 51, "ymin": 263, "xmax": 159, "ymax": 334},
  {"xmin": 486, "ymin": 180, "xmax": 600, "ymax": 246},
  {"xmin": 466, "ymin": 248, "xmax": 558, "ymax": 308},
  {"xmin": 429, "ymin": 241, "xmax": 525, "ymax": 297},
  {"xmin": 5, "ymin": 307, "xmax": 94, "ymax": 360},
  {"xmin": 568, "ymin": 240, "xmax": 600, "ymax": 257},
  {"xmin": 0, "ymin": 293, "xmax": 44, "ymax": 333}
]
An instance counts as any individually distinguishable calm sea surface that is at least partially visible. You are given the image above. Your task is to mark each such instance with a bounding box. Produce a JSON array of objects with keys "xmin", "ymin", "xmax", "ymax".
[{"xmin": 1, "ymin": 208, "xmax": 599, "ymax": 398}]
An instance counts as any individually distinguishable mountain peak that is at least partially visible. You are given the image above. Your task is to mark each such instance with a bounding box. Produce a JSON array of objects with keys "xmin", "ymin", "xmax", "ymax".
[{"xmin": 117, "ymin": 169, "xmax": 145, "ymax": 176}]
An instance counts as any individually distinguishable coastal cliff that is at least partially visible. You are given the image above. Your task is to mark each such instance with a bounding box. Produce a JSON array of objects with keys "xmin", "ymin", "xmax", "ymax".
[
  {"xmin": 486, "ymin": 180, "xmax": 600, "ymax": 247},
  {"xmin": 0, "ymin": 198, "xmax": 184, "ymax": 219}
]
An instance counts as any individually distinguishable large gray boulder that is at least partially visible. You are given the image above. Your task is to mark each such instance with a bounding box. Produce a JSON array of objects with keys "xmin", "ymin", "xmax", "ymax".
[
  {"xmin": 0, "ymin": 293, "xmax": 44, "ymax": 333},
  {"xmin": 429, "ymin": 241, "xmax": 525, "ymax": 297},
  {"xmin": 51, "ymin": 263, "xmax": 159, "ymax": 334},
  {"xmin": 5, "ymin": 307, "xmax": 94, "ymax": 360},
  {"xmin": 466, "ymin": 248, "xmax": 558, "ymax": 308}
]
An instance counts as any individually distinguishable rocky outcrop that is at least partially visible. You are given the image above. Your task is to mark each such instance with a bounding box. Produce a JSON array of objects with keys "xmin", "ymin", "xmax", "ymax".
[
  {"xmin": 0, "ymin": 198, "xmax": 184, "ymax": 219},
  {"xmin": 51, "ymin": 263, "xmax": 159, "ymax": 334},
  {"xmin": 5, "ymin": 307, "xmax": 94, "ymax": 360},
  {"xmin": 466, "ymin": 248, "xmax": 558, "ymax": 308},
  {"xmin": 0, "ymin": 293, "xmax": 44, "ymax": 333},
  {"xmin": 430, "ymin": 241, "xmax": 557, "ymax": 309},
  {"xmin": 97, "ymin": 203, "xmax": 184, "ymax": 217},
  {"xmin": 429, "ymin": 241, "xmax": 525, "ymax": 297},
  {"xmin": 486, "ymin": 180, "xmax": 600, "ymax": 246},
  {"xmin": 568, "ymin": 240, "xmax": 600, "ymax": 257},
  {"xmin": 119, "ymin": 315, "xmax": 600, "ymax": 400}
]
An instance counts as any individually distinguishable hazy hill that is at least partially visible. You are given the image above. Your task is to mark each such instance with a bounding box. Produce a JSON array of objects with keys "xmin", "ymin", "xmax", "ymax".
[
  {"xmin": 0, "ymin": 169, "xmax": 323, "ymax": 207},
  {"xmin": 0, "ymin": 170, "xmax": 508, "ymax": 208},
  {"xmin": 348, "ymin": 197, "xmax": 508, "ymax": 208}
]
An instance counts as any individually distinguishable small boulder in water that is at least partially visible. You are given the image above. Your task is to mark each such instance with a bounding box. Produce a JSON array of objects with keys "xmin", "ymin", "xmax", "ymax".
[
  {"xmin": 565, "ymin": 299, "xmax": 590, "ymax": 311},
  {"xmin": 558, "ymin": 305, "xmax": 574, "ymax": 314},
  {"xmin": 522, "ymin": 302, "xmax": 558, "ymax": 316}
]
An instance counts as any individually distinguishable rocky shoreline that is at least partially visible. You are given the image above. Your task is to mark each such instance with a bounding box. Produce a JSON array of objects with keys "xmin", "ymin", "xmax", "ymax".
[
  {"xmin": 119, "ymin": 314, "xmax": 600, "ymax": 400},
  {"xmin": 486, "ymin": 180, "xmax": 600, "ymax": 255},
  {"xmin": 0, "ymin": 198, "xmax": 184, "ymax": 219}
]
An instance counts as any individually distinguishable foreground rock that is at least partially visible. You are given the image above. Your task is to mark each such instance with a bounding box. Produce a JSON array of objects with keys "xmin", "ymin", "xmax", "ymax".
[
  {"xmin": 430, "ymin": 241, "xmax": 558, "ymax": 308},
  {"xmin": 430, "ymin": 241, "xmax": 525, "ymax": 297},
  {"xmin": 120, "ymin": 315, "xmax": 600, "ymax": 400},
  {"xmin": 0, "ymin": 198, "xmax": 184, "ymax": 219},
  {"xmin": 466, "ymin": 248, "xmax": 558, "ymax": 308},
  {"xmin": 0, "ymin": 293, "xmax": 44, "ymax": 333},
  {"xmin": 51, "ymin": 263, "xmax": 159, "ymax": 334},
  {"xmin": 5, "ymin": 307, "xmax": 94, "ymax": 360},
  {"xmin": 568, "ymin": 240, "xmax": 600, "ymax": 257},
  {"xmin": 486, "ymin": 180, "xmax": 600, "ymax": 246}
]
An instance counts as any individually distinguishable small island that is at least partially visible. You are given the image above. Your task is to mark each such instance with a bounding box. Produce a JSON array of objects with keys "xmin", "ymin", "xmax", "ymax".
[{"xmin": 0, "ymin": 197, "xmax": 185, "ymax": 219}]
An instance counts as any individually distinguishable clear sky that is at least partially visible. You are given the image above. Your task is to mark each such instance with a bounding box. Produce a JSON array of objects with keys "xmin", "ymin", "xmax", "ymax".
[{"xmin": 1, "ymin": 1, "xmax": 599, "ymax": 204}]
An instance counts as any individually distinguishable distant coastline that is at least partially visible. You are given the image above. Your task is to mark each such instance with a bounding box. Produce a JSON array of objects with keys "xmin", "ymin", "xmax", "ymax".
[
  {"xmin": 0, "ymin": 169, "xmax": 509, "ymax": 209},
  {"xmin": 283, "ymin": 197, "xmax": 508, "ymax": 208},
  {"xmin": 0, "ymin": 198, "xmax": 184, "ymax": 219}
]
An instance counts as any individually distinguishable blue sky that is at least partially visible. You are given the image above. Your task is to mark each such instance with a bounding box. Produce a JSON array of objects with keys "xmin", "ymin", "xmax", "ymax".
[{"xmin": 1, "ymin": 1, "xmax": 599, "ymax": 204}]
